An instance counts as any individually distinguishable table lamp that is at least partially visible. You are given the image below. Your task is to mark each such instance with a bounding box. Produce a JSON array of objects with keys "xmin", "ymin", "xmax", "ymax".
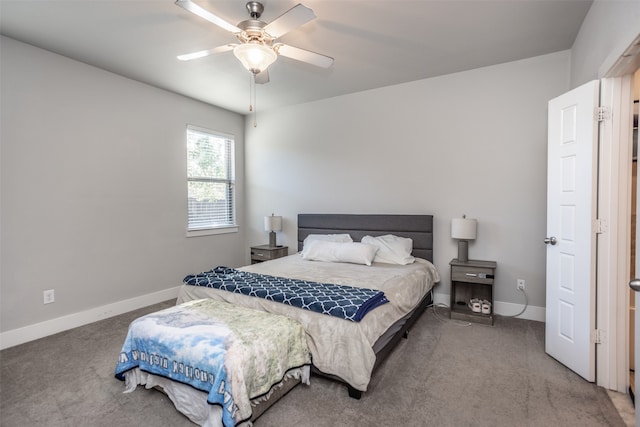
[
  {"xmin": 264, "ymin": 214, "xmax": 282, "ymax": 247},
  {"xmin": 451, "ymin": 215, "xmax": 477, "ymax": 263}
]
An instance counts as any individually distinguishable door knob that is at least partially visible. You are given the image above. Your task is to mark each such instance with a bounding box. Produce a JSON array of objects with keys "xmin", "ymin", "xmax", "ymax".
[
  {"xmin": 544, "ymin": 236, "xmax": 558, "ymax": 245},
  {"xmin": 630, "ymin": 279, "xmax": 640, "ymax": 292}
]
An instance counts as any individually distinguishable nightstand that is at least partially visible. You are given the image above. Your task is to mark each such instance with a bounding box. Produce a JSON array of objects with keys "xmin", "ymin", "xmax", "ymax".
[
  {"xmin": 250, "ymin": 245, "xmax": 288, "ymax": 264},
  {"xmin": 449, "ymin": 259, "xmax": 497, "ymax": 325}
]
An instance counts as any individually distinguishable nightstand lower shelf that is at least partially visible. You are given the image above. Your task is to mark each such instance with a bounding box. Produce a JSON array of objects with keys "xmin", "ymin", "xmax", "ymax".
[{"xmin": 450, "ymin": 304, "xmax": 494, "ymax": 325}]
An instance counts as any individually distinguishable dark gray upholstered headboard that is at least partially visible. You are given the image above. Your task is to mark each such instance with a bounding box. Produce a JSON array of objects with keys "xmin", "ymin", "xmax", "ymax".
[{"xmin": 297, "ymin": 214, "xmax": 434, "ymax": 262}]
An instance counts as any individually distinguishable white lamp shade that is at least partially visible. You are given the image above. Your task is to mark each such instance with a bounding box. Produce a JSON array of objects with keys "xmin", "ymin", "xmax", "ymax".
[
  {"xmin": 451, "ymin": 218, "xmax": 477, "ymax": 240},
  {"xmin": 233, "ymin": 44, "xmax": 277, "ymax": 74},
  {"xmin": 264, "ymin": 215, "xmax": 282, "ymax": 232}
]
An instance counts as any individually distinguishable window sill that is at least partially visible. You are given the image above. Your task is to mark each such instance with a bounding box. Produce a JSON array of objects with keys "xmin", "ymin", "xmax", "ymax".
[{"xmin": 186, "ymin": 226, "xmax": 239, "ymax": 238}]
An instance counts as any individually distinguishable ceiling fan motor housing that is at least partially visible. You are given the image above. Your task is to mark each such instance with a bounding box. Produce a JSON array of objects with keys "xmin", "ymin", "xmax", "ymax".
[{"xmin": 245, "ymin": 2, "xmax": 264, "ymax": 19}]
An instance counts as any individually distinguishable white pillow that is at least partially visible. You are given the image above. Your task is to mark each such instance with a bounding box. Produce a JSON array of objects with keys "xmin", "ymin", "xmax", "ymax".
[
  {"xmin": 301, "ymin": 233, "xmax": 353, "ymax": 256},
  {"xmin": 361, "ymin": 234, "xmax": 415, "ymax": 265},
  {"xmin": 301, "ymin": 240, "xmax": 378, "ymax": 266}
]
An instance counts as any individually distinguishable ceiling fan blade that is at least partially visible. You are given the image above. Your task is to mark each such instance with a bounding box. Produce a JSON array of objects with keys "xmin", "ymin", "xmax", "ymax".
[
  {"xmin": 175, "ymin": 0, "xmax": 241, "ymax": 34},
  {"xmin": 263, "ymin": 4, "xmax": 315, "ymax": 39},
  {"xmin": 254, "ymin": 69, "xmax": 270, "ymax": 84},
  {"xmin": 276, "ymin": 44, "xmax": 333, "ymax": 68},
  {"xmin": 177, "ymin": 44, "xmax": 236, "ymax": 61}
]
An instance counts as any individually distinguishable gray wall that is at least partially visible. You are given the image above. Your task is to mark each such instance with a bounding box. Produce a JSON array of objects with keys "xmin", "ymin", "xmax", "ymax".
[
  {"xmin": 570, "ymin": 0, "xmax": 640, "ymax": 87},
  {"xmin": 0, "ymin": 36, "xmax": 246, "ymax": 333},
  {"xmin": 243, "ymin": 51, "xmax": 571, "ymax": 316},
  {"xmin": 4, "ymin": 0, "xmax": 640, "ymax": 337}
]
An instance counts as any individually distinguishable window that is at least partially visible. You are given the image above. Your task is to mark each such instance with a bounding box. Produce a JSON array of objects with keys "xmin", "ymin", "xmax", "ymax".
[{"xmin": 186, "ymin": 125, "xmax": 236, "ymax": 235}]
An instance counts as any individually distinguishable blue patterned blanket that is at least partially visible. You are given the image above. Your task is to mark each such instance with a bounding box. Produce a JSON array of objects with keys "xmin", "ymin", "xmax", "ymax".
[
  {"xmin": 183, "ymin": 267, "xmax": 389, "ymax": 322},
  {"xmin": 115, "ymin": 299, "xmax": 310, "ymax": 427}
]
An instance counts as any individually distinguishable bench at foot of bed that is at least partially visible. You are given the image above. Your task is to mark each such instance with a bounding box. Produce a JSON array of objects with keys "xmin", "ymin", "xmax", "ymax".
[{"xmin": 115, "ymin": 299, "xmax": 311, "ymax": 427}]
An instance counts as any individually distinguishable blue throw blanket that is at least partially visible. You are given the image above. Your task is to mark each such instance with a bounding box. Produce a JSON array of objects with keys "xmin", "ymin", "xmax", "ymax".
[
  {"xmin": 115, "ymin": 299, "xmax": 311, "ymax": 427},
  {"xmin": 183, "ymin": 267, "xmax": 389, "ymax": 322}
]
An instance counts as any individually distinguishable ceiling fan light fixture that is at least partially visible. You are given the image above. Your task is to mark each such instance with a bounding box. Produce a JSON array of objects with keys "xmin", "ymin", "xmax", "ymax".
[{"xmin": 233, "ymin": 43, "xmax": 277, "ymax": 74}]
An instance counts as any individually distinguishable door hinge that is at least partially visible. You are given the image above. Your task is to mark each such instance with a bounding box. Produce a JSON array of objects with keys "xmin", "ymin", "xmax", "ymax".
[
  {"xmin": 596, "ymin": 106, "xmax": 611, "ymax": 122},
  {"xmin": 593, "ymin": 218, "xmax": 608, "ymax": 234},
  {"xmin": 591, "ymin": 329, "xmax": 606, "ymax": 344}
]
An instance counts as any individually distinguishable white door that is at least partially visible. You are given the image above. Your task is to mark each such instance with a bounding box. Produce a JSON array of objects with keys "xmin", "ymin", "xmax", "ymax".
[{"xmin": 545, "ymin": 80, "xmax": 599, "ymax": 381}]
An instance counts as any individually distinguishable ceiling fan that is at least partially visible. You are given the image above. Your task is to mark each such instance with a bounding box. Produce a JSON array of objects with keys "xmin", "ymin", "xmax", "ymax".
[{"xmin": 175, "ymin": 0, "xmax": 334, "ymax": 84}]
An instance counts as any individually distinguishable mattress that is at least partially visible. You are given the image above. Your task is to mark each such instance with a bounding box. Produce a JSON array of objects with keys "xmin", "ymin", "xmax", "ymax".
[{"xmin": 177, "ymin": 254, "xmax": 439, "ymax": 391}]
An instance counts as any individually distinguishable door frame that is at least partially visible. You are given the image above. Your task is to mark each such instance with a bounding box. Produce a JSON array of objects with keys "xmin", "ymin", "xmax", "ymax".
[
  {"xmin": 597, "ymin": 75, "xmax": 634, "ymax": 392},
  {"xmin": 591, "ymin": 31, "xmax": 640, "ymax": 392}
]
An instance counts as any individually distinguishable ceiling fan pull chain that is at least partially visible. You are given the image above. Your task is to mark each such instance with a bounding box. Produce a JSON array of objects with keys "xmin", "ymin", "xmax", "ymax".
[
  {"xmin": 252, "ymin": 73, "xmax": 258, "ymax": 127},
  {"xmin": 249, "ymin": 73, "xmax": 253, "ymax": 112}
]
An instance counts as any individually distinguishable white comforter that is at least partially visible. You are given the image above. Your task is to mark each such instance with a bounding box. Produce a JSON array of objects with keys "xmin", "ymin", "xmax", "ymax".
[{"xmin": 177, "ymin": 255, "xmax": 439, "ymax": 391}]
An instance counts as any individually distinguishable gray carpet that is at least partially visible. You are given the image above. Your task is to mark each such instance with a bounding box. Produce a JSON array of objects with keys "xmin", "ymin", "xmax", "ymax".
[{"xmin": 0, "ymin": 300, "xmax": 626, "ymax": 427}]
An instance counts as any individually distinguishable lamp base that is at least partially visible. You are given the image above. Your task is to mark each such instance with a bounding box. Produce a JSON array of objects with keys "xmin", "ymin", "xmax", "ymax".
[
  {"xmin": 269, "ymin": 231, "xmax": 277, "ymax": 247},
  {"xmin": 457, "ymin": 240, "xmax": 469, "ymax": 263}
]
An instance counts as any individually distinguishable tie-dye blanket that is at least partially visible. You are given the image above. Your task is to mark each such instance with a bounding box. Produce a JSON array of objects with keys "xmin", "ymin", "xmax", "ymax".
[
  {"xmin": 183, "ymin": 266, "xmax": 389, "ymax": 322},
  {"xmin": 115, "ymin": 299, "xmax": 310, "ymax": 427}
]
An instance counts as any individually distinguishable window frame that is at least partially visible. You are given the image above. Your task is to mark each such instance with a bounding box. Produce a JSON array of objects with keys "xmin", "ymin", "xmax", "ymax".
[{"xmin": 185, "ymin": 125, "xmax": 238, "ymax": 237}]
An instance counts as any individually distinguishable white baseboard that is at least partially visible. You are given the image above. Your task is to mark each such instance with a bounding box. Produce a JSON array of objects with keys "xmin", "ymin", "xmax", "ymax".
[
  {"xmin": 0, "ymin": 286, "xmax": 181, "ymax": 350},
  {"xmin": 1, "ymin": 288, "xmax": 544, "ymax": 350},
  {"xmin": 433, "ymin": 293, "xmax": 545, "ymax": 322},
  {"xmin": 494, "ymin": 300, "xmax": 545, "ymax": 322}
]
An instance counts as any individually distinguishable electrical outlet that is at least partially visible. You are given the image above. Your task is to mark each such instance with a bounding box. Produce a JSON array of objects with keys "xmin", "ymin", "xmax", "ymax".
[
  {"xmin": 43, "ymin": 289, "xmax": 55, "ymax": 304},
  {"xmin": 517, "ymin": 279, "xmax": 525, "ymax": 291}
]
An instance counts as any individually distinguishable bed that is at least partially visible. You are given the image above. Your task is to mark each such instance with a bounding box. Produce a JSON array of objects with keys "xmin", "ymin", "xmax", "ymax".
[{"xmin": 177, "ymin": 214, "xmax": 438, "ymax": 398}]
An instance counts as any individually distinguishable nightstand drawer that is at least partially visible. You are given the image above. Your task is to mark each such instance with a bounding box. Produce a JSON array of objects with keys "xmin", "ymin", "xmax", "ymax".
[
  {"xmin": 250, "ymin": 245, "xmax": 288, "ymax": 264},
  {"xmin": 451, "ymin": 266, "xmax": 494, "ymax": 284},
  {"xmin": 251, "ymin": 248, "xmax": 272, "ymax": 260}
]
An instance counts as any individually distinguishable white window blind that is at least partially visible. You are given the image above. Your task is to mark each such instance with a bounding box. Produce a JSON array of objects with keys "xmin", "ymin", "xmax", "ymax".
[{"xmin": 186, "ymin": 126, "xmax": 236, "ymax": 232}]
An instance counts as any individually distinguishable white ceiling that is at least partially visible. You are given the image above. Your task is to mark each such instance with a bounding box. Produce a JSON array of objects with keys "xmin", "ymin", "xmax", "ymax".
[{"xmin": 0, "ymin": 0, "xmax": 592, "ymax": 115}]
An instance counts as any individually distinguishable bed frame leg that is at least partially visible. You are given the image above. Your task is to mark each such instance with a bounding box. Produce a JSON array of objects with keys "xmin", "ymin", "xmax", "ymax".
[{"xmin": 347, "ymin": 386, "xmax": 363, "ymax": 399}]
